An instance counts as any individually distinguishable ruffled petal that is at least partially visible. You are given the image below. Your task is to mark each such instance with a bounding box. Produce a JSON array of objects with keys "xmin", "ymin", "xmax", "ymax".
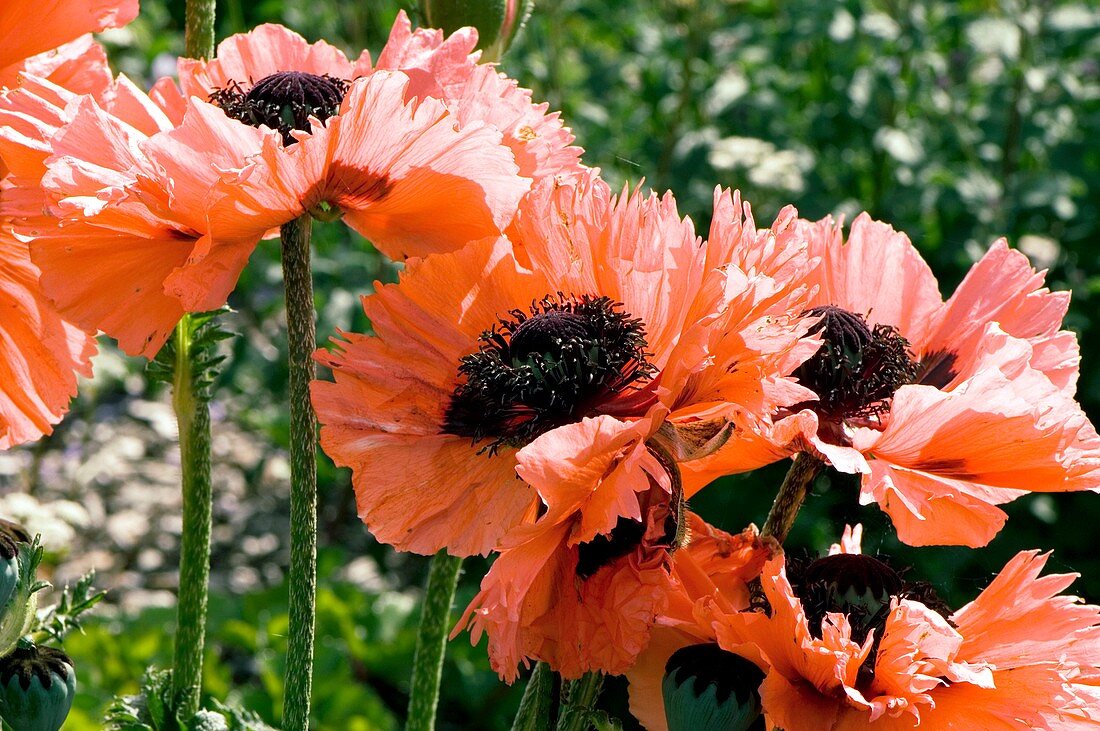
[
  {"xmin": 801, "ymin": 214, "xmax": 943, "ymax": 350},
  {"xmin": 0, "ymin": 0, "xmax": 137, "ymax": 82},
  {"xmin": 177, "ymin": 23, "xmax": 354, "ymax": 99},
  {"xmin": 860, "ymin": 462, "xmax": 1022, "ymax": 548},
  {"xmin": 0, "ymin": 227, "xmax": 95, "ymax": 448}
]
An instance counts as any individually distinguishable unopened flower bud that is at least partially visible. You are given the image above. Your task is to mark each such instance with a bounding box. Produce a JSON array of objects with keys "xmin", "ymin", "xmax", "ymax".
[
  {"xmin": 422, "ymin": 0, "xmax": 534, "ymax": 61},
  {"xmin": 662, "ymin": 643, "xmax": 765, "ymax": 731},
  {"xmin": 0, "ymin": 643, "xmax": 76, "ymax": 731}
]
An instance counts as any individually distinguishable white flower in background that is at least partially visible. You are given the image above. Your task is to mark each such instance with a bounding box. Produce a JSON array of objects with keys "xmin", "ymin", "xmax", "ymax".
[
  {"xmin": 709, "ymin": 136, "xmax": 813, "ymax": 193},
  {"xmin": 0, "ymin": 493, "xmax": 89, "ymax": 555}
]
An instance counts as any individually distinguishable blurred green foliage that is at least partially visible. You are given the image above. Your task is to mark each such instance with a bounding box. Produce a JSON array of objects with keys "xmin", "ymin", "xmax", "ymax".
[{"xmin": 61, "ymin": 0, "xmax": 1100, "ymax": 728}]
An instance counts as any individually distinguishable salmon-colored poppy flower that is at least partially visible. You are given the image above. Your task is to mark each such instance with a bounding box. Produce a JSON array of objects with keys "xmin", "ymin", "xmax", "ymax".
[
  {"xmin": 311, "ymin": 173, "xmax": 815, "ymax": 558},
  {"xmin": 177, "ymin": 12, "xmax": 581, "ymax": 187},
  {"xmin": 0, "ymin": 0, "xmax": 136, "ymax": 90},
  {"xmin": 688, "ymin": 215, "xmax": 1100, "ymax": 547},
  {"xmin": 623, "ymin": 519, "xmax": 776, "ymax": 730},
  {"xmin": 22, "ymin": 62, "xmax": 526, "ymax": 356},
  {"xmin": 707, "ymin": 531, "xmax": 1100, "ymax": 730},
  {"xmin": 0, "ymin": 1, "xmax": 134, "ymax": 447},
  {"xmin": 137, "ymin": 12, "xmax": 577, "ymax": 273},
  {"xmin": 0, "ymin": 70, "xmax": 222, "ymax": 358}
]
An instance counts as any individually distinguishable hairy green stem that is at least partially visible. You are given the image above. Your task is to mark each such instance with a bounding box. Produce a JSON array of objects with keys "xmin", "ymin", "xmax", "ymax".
[
  {"xmin": 281, "ymin": 216, "xmax": 319, "ymax": 731},
  {"xmin": 510, "ymin": 662, "xmax": 554, "ymax": 731},
  {"xmin": 169, "ymin": 317, "xmax": 214, "ymax": 722},
  {"xmin": 761, "ymin": 452, "xmax": 823, "ymax": 544},
  {"xmin": 169, "ymin": 0, "xmax": 217, "ymax": 720},
  {"xmin": 406, "ymin": 551, "xmax": 463, "ymax": 731},
  {"xmin": 555, "ymin": 673, "xmax": 603, "ymax": 731},
  {"xmin": 184, "ymin": 0, "xmax": 216, "ymax": 60}
]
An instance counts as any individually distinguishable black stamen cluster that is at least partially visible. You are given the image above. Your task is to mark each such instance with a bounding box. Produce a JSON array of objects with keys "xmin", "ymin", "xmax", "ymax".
[
  {"xmin": 790, "ymin": 553, "xmax": 903, "ymax": 645},
  {"xmin": 210, "ymin": 71, "xmax": 349, "ymax": 145},
  {"xmin": 444, "ymin": 294, "xmax": 656, "ymax": 452},
  {"xmin": 796, "ymin": 305, "xmax": 920, "ymax": 420},
  {"xmin": 786, "ymin": 551, "xmax": 955, "ymax": 686}
]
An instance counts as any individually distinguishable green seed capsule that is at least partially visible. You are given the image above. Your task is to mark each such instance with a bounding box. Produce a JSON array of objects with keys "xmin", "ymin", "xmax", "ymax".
[{"xmin": 0, "ymin": 644, "xmax": 76, "ymax": 731}]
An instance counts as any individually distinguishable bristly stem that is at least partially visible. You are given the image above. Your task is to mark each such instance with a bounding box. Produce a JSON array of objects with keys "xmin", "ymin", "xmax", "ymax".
[
  {"xmin": 184, "ymin": 0, "xmax": 216, "ymax": 60},
  {"xmin": 555, "ymin": 672, "xmax": 603, "ymax": 731},
  {"xmin": 761, "ymin": 452, "xmax": 824, "ymax": 544},
  {"xmin": 169, "ymin": 316, "xmax": 214, "ymax": 721},
  {"xmin": 170, "ymin": 0, "xmax": 217, "ymax": 718},
  {"xmin": 510, "ymin": 662, "xmax": 554, "ymax": 731},
  {"xmin": 281, "ymin": 215, "xmax": 319, "ymax": 731},
  {"xmin": 406, "ymin": 551, "xmax": 464, "ymax": 731}
]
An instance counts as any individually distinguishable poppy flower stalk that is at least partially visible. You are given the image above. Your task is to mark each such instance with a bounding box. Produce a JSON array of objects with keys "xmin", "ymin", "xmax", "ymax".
[
  {"xmin": 510, "ymin": 662, "xmax": 554, "ymax": 731},
  {"xmin": 556, "ymin": 672, "xmax": 603, "ymax": 731},
  {"xmin": 168, "ymin": 0, "xmax": 218, "ymax": 721},
  {"xmin": 760, "ymin": 452, "xmax": 823, "ymax": 543},
  {"xmin": 167, "ymin": 314, "xmax": 217, "ymax": 721},
  {"xmin": 281, "ymin": 214, "xmax": 319, "ymax": 731},
  {"xmin": 406, "ymin": 551, "xmax": 464, "ymax": 731}
]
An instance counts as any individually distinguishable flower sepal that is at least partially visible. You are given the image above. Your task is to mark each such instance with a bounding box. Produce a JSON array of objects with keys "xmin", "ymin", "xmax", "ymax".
[{"xmin": 0, "ymin": 533, "xmax": 49, "ymax": 659}]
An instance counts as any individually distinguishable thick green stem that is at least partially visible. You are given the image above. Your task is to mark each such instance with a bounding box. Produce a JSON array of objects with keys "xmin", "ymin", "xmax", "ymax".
[
  {"xmin": 184, "ymin": 0, "xmax": 216, "ymax": 60},
  {"xmin": 169, "ymin": 0, "xmax": 217, "ymax": 720},
  {"xmin": 761, "ymin": 452, "xmax": 823, "ymax": 544},
  {"xmin": 406, "ymin": 551, "xmax": 463, "ymax": 731},
  {"xmin": 281, "ymin": 216, "xmax": 319, "ymax": 731},
  {"xmin": 510, "ymin": 662, "xmax": 554, "ymax": 731},
  {"xmin": 555, "ymin": 673, "xmax": 602, "ymax": 731},
  {"xmin": 169, "ymin": 317, "xmax": 214, "ymax": 721}
]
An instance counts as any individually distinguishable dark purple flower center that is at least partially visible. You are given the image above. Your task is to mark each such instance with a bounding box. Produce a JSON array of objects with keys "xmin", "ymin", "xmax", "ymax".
[
  {"xmin": 795, "ymin": 305, "xmax": 919, "ymax": 420},
  {"xmin": 444, "ymin": 294, "xmax": 655, "ymax": 452},
  {"xmin": 210, "ymin": 71, "xmax": 349, "ymax": 145}
]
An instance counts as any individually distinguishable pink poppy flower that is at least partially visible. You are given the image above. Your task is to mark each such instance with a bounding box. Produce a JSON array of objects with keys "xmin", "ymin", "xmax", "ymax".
[
  {"xmin": 707, "ymin": 530, "xmax": 1100, "ymax": 730},
  {"xmin": 689, "ymin": 215, "xmax": 1100, "ymax": 547},
  {"xmin": 311, "ymin": 174, "xmax": 815, "ymax": 559}
]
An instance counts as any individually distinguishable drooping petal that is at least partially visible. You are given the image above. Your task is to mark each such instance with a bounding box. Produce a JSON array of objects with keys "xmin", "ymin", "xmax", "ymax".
[
  {"xmin": 859, "ymin": 463, "xmax": 1023, "ymax": 548},
  {"xmin": 0, "ymin": 227, "xmax": 95, "ymax": 449}
]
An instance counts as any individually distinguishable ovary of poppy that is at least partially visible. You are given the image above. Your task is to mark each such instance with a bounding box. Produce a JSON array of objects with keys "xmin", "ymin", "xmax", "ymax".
[
  {"xmin": 687, "ymin": 214, "xmax": 1100, "ymax": 548},
  {"xmin": 0, "ymin": 0, "xmax": 137, "ymax": 89},
  {"xmin": 311, "ymin": 172, "xmax": 817, "ymax": 558},
  {"xmin": 707, "ymin": 546, "xmax": 1100, "ymax": 731}
]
